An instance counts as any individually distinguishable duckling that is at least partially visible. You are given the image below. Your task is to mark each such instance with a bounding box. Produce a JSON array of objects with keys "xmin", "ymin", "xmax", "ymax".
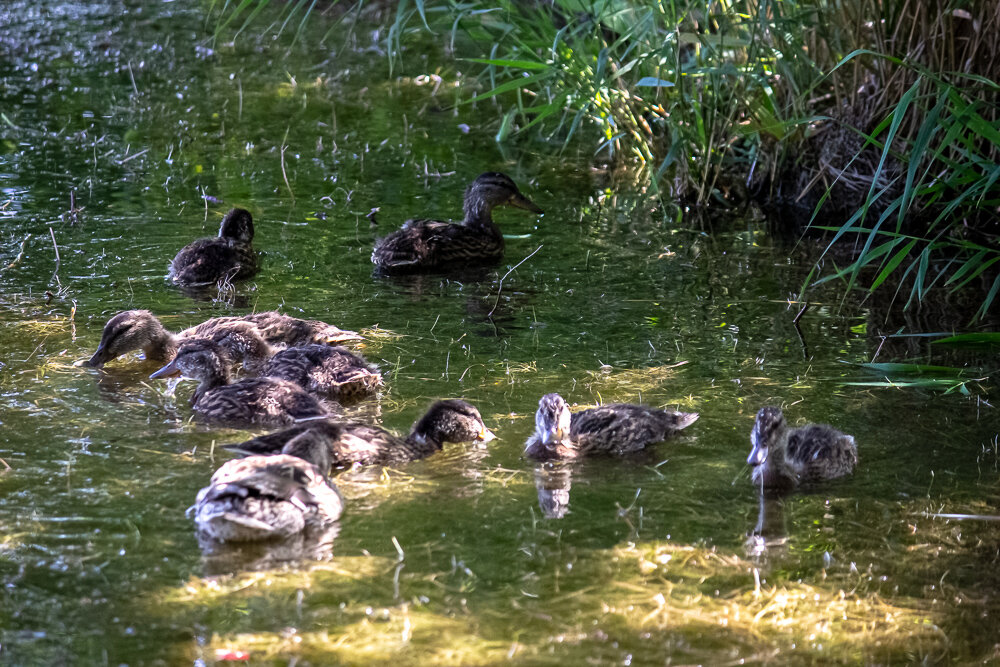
[
  {"xmin": 371, "ymin": 172, "xmax": 542, "ymax": 272},
  {"xmin": 263, "ymin": 345, "xmax": 382, "ymax": 401},
  {"xmin": 149, "ymin": 339, "xmax": 328, "ymax": 427},
  {"xmin": 525, "ymin": 393, "xmax": 699, "ymax": 460},
  {"xmin": 224, "ymin": 399, "xmax": 495, "ymax": 469},
  {"xmin": 747, "ymin": 406, "xmax": 858, "ymax": 490},
  {"xmin": 191, "ymin": 428, "xmax": 344, "ymax": 543},
  {"xmin": 168, "ymin": 207, "xmax": 259, "ymax": 286},
  {"xmin": 85, "ymin": 309, "xmax": 360, "ymax": 368}
]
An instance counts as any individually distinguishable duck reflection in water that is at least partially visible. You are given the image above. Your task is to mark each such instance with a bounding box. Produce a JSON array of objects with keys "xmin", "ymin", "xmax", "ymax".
[{"xmin": 534, "ymin": 463, "xmax": 573, "ymax": 519}]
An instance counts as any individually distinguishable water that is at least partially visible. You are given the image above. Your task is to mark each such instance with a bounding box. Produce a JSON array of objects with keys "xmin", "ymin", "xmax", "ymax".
[{"xmin": 1, "ymin": 1, "xmax": 998, "ymax": 663}]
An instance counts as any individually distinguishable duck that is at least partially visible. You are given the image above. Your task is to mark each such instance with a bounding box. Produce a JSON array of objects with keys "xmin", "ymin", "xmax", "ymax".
[
  {"xmin": 85, "ymin": 309, "xmax": 361, "ymax": 369},
  {"xmin": 191, "ymin": 427, "xmax": 344, "ymax": 542},
  {"xmin": 747, "ymin": 406, "xmax": 858, "ymax": 490},
  {"xmin": 224, "ymin": 399, "xmax": 496, "ymax": 469},
  {"xmin": 263, "ymin": 344, "xmax": 382, "ymax": 401},
  {"xmin": 371, "ymin": 172, "xmax": 542, "ymax": 272},
  {"xmin": 525, "ymin": 393, "xmax": 699, "ymax": 460},
  {"xmin": 168, "ymin": 207, "xmax": 259, "ymax": 286},
  {"xmin": 149, "ymin": 338, "xmax": 328, "ymax": 427}
]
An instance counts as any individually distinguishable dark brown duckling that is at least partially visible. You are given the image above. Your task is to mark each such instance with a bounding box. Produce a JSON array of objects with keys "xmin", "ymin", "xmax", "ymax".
[
  {"xmin": 85, "ymin": 309, "xmax": 361, "ymax": 368},
  {"xmin": 263, "ymin": 345, "xmax": 382, "ymax": 401},
  {"xmin": 191, "ymin": 427, "xmax": 344, "ymax": 543},
  {"xmin": 747, "ymin": 406, "xmax": 858, "ymax": 491},
  {"xmin": 168, "ymin": 207, "xmax": 259, "ymax": 286},
  {"xmin": 149, "ymin": 339, "xmax": 328, "ymax": 427},
  {"xmin": 371, "ymin": 172, "xmax": 542, "ymax": 273},
  {"xmin": 224, "ymin": 399, "xmax": 496, "ymax": 469},
  {"xmin": 525, "ymin": 393, "xmax": 699, "ymax": 460}
]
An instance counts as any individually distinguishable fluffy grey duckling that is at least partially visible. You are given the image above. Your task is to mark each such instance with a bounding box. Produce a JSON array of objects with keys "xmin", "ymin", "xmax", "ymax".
[
  {"xmin": 191, "ymin": 428, "xmax": 344, "ymax": 543},
  {"xmin": 371, "ymin": 172, "xmax": 542, "ymax": 273},
  {"xmin": 224, "ymin": 399, "xmax": 495, "ymax": 469},
  {"xmin": 168, "ymin": 207, "xmax": 259, "ymax": 286},
  {"xmin": 85, "ymin": 309, "xmax": 361, "ymax": 368},
  {"xmin": 747, "ymin": 406, "xmax": 858, "ymax": 490},
  {"xmin": 525, "ymin": 393, "xmax": 699, "ymax": 460},
  {"xmin": 149, "ymin": 339, "xmax": 328, "ymax": 427}
]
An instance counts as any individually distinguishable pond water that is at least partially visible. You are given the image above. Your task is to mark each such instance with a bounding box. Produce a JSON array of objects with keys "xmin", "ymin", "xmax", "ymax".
[{"xmin": 1, "ymin": 1, "xmax": 998, "ymax": 664}]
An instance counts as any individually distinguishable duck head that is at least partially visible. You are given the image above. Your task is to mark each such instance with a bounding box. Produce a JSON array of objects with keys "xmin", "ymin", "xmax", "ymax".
[
  {"xmin": 411, "ymin": 399, "xmax": 496, "ymax": 447},
  {"xmin": 530, "ymin": 393, "xmax": 573, "ymax": 450},
  {"xmin": 86, "ymin": 310, "xmax": 173, "ymax": 368},
  {"xmin": 280, "ymin": 427, "xmax": 341, "ymax": 472},
  {"xmin": 150, "ymin": 338, "xmax": 231, "ymax": 385},
  {"xmin": 463, "ymin": 172, "xmax": 543, "ymax": 223},
  {"xmin": 218, "ymin": 207, "xmax": 254, "ymax": 243},
  {"xmin": 747, "ymin": 406, "xmax": 787, "ymax": 467}
]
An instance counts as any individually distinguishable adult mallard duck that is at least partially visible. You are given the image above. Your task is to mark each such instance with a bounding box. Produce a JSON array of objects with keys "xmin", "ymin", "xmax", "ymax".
[
  {"xmin": 224, "ymin": 399, "xmax": 495, "ymax": 469},
  {"xmin": 84, "ymin": 309, "xmax": 361, "ymax": 368},
  {"xmin": 191, "ymin": 427, "xmax": 344, "ymax": 543},
  {"xmin": 168, "ymin": 207, "xmax": 259, "ymax": 286},
  {"xmin": 149, "ymin": 339, "xmax": 328, "ymax": 427},
  {"xmin": 371, "ymin": 172, "xmax": 542, "ymax": 272},
  {"xmin": 525, "ymin": 393, "xmax": 699, "ymax": 460},
  {"xmin": 747, "ymin": 406, "xmax": 858, "ymax": 491}
]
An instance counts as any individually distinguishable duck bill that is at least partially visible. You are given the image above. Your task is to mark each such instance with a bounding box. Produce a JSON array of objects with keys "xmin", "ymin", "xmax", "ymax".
[
  {"xmin": 509, "ymin": 192, "xmax": 543, "ymax": 214},
  {"xmin": 477, "ymin": 427, "xmax": 497, "ymax": 443},
  {"xmin": 746, "ymin": 443, "xmax": 767, "ymax": 467},
  {"xmin": 149, "ymin": 358, "xmax": 181, "ymax": 379},
  {"xmin": 84, "ymin": 347, "xmax": 109, "ymax": 368}
]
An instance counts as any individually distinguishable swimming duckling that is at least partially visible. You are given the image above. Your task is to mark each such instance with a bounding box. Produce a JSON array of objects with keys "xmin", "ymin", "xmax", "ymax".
[
  {"xmin": 149, "ymin": 339, "xmax": 328, "ymax": 427},
  {"xmin": 191, "ymin": 428, "xmax": 344, "ymax": 543},
  {"xmin": 263, "ymin": 345, "xmax": 382, "ymax": 401},
  {"xmin": 371, "ymin": 172, "xmax": 542, "ymax": 272},
  {"xmin": 525, "ymin": 393, "xmax": 699, "ymax": 460},
  {"xmin": 747, "ymin": 406, "xmax": 858, "ymax": 490},
  {"xmin": 168, "ymin": 207, "xmax": 259, "ymax": 285},
  {"xmin": 85, "ymin": 309, "xmax": 360, "ymax": 368},
  {"xmin": 224, "ymin": 399, "xmax": 495, "ymax": 469}
]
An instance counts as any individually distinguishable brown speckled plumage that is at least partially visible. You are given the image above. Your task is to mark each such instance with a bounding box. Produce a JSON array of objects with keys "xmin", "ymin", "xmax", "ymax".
[
  {"xmin": 747, "ymin": 406, "xmax": 858, "ymax": 490},
  {"xmin": 225, "ymin": 399, "xmax": 495, "ymax": 469},
  {"xmin": 85, "ymin": 309, "xmax": 360, "ymax": 368},
  {"xmin": 525, "ymin": 393, "xmax": 699, "ymax": 460},
  {"xmin": 192, "ymin": 429, "xmax": 343, "ymax": 543},
  {"xmin": 371, "ymin": 172, "xmax": 542, "ymax": 273},
  {"xmin": 149, "ymin": 338, "xmax": 328, "ymax": 427},
  {"xmin": 263, "ymin": 345, "xmax": 382, "ymax": 401},
  {"xmin": 168, "ymin": 208, "xmax": 259, "ymax": 285}
]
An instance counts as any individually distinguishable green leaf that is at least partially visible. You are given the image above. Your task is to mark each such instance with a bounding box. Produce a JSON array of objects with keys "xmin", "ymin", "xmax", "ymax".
[
  {"xmin": 869, "ymin": 238, "xmax": 916, "ymax": 291},
  {"xmin": 465, "ymin": 57, "xmax": 548, "ymax": 71},
  {"xmin": 932, "ymin": 332, "xmax": 1000, "ymax": 345}
]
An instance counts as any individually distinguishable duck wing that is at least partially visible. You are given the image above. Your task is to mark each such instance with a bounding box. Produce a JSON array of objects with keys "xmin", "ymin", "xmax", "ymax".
[
  {"xmin": 373, "ymin": 220, "xmax": 502, "ymax": 270},
  {"xmin": 169, "ymin": 238, "xmax": 244, "ymax": 285},
  {"xmin": 571, "ymin": 404, "xmax": 679, "ymax": 455}
]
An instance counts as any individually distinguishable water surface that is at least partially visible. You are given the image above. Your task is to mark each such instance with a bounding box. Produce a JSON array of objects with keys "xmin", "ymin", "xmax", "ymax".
[{"xmin": 1, "ymin": 1, "xmax": 998, "ymax": 664}]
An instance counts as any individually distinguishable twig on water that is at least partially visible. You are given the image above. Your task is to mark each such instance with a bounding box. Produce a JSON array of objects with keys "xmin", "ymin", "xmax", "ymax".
[
  {"xmin": 5, "ymin": 233, "xmax": 31, "ymax": 269},
  {"xmin": 487, "ymin": 245, "xmax": 543, "ymax": 319},
  {"xmin": 127, "ymin": 60, "xmax": 139, "ymax": 96},
  {"xmin": 118, "ymin": 148, "xmax": 149, "ymax": 164},
  {"xmin": 791, "ymin": 300, "xmax": 809, "ymax": 359},
  {"xmin": 280, "ymin": 128, "xmax": 294, "ymax": 202},
  {"xmin": 792, "ymin": 301, "xmax": 809, "ymax": 324},
  {"xmin": 49, "ymin": 226, "xmax": 60, "ymax": 264},
  {"xmin": 0, "ymin": 456, "xmax": 11, "ymax": 471}
]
